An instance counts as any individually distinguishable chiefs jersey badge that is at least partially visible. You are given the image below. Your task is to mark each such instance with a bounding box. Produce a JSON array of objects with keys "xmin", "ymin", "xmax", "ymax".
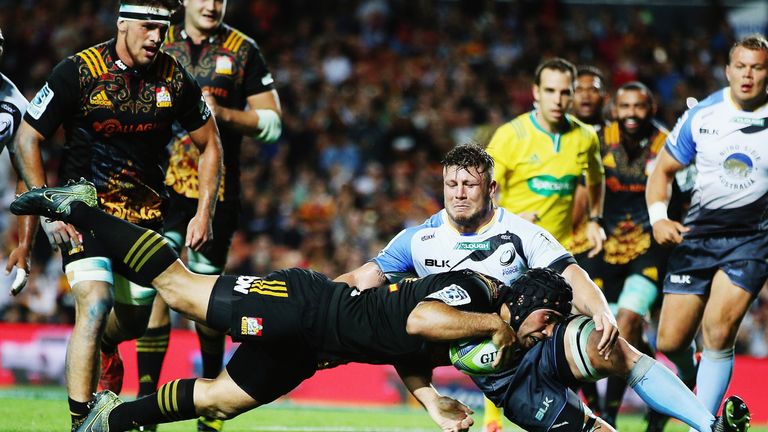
[
  {"xmin": 156, "ymin": 86, "xmax": 172, "ymax": 108},
  {"xmin": 215, "ymin": 55, "xmax": 233, "ymax": 75}
]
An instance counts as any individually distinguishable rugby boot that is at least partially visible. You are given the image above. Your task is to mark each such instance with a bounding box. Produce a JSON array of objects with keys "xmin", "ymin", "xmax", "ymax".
[
  {"xmin": 198, "ymin": 415, "xmax": 224, "ymax": 431},
  {"xmin": 77, "ymin": 390, "xmax": 122, "ymax": 432},
  {"xmin": 712, "ymin": 396, "xmax": 750, "ymax": 432},
  {"xmin": 99, "ymin": 350, "xmax": 125, "ymax": 395},
  {"xmin": 10, "ymin": 177, "xmax": 98, "ymax": 219}
]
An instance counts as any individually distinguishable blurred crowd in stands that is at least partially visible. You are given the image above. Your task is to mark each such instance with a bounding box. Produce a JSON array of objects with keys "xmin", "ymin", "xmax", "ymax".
[{"xmin": 1, "ymin": 0, "xmax": 767, "ymax": 357}]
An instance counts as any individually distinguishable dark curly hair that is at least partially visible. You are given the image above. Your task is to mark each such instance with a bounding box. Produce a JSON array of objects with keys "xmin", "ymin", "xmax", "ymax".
[
  {"xmin": 505, "ymin": 267, "xmax": 573, "ymax": 330},
  {"xmin": 441, "ymin": 143, "xmax": 495, "ymax": 185}
]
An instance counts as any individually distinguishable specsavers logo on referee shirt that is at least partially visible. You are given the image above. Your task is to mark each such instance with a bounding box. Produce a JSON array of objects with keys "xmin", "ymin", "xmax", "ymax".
[{"xmin": 528, "ymin": 175, "xmax": 577, "ymax": 196}]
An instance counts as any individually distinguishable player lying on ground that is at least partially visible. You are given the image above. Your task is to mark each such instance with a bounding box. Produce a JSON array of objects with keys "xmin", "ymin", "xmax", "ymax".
[{"xmin": 9, "ymin": 181, "xmax": 751, "ymax": 432}]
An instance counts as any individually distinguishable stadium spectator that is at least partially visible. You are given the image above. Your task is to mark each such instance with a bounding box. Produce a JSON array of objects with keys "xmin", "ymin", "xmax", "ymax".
[
  {"xmin": 646, "ymin": 33, "xmax": 768, "ymax": 418},
  {"xmin": 9, "ymin": 1, "xmax": 223, "ymax": 430}
]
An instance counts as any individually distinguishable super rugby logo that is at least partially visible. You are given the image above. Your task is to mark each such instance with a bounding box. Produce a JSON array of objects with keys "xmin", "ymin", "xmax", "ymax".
[
  {"xmin": 27, "ymin": 83, "xmax": 54, "ymax": 120},
  {"xmin": 92, "ymin": 120, "xmax": 158, "ymax": 137},
  {"xmin": 426, "ymin": 284, "xmax": 471, "ymax": 306}
]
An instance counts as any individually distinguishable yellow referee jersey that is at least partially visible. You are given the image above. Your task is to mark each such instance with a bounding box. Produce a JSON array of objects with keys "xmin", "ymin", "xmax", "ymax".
[{"xmin": 486, "ymin": 111, "xmax": 603, "ymax": 245}]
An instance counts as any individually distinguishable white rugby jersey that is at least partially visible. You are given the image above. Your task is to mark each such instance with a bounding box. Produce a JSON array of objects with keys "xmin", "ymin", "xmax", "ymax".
[
  {"xmin": 373, "ymin": 208, "xmax": 573, "ymax": 284},
  {"xmin": 0, "ymin": 72, "xmax": 27, "ymax": 153},
  {"xmin": 665, "ymin": 88, "xmax": 768, "ymax": 236}
]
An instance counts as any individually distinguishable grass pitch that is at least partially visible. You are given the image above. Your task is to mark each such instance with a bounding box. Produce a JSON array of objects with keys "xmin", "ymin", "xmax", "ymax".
[{"xmin": 0, "ymin": 387, "xmax": 765, "ymax": 431}]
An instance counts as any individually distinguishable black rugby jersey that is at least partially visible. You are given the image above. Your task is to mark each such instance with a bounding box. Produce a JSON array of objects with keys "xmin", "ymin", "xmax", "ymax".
[
  {"xmin": 25, "ymin": 39, "xmax": 211, "ymax": 224},
  {"xmin": 320, "ymin": 270, "xmax": 505, "ymax": 367},
  {"xmin": 163, "ymin": 24, "xmax": 275, "ymax": 201}
]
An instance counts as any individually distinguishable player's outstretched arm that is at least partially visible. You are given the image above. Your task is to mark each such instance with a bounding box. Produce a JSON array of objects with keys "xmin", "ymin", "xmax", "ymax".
[
  {"xmin": 407, "ymin": 301, "xmax": 517, "ymax": 368},
  {"xmin": 397, "ymin": 366, "xmax": 474, "ymax": 432}
]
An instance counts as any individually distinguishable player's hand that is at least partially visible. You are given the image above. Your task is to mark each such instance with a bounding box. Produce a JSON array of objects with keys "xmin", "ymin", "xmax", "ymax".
[
  {"xmin": 186, "ymin": 214, "xmax": 213, "ymax": 252},
  {"xmin": 652, "ymin": 219, "xmax": 689, "ymax": 246},
  {"xmin": 426, "ymin": 395, "xmax": 474, "ymax": 432},
  {"xmin": 586, "ymin": 221, "xmax": 606, "ymax": 258},
  {"xmin": 490, "ymin": 315, "xmax": 518, "ymax": 368},
  {"xmin": 518, "ymin": 212, "xmax": 539, "ymax": 223},
  {"xmin": 5, "ymin": 245, "xmax": 30, "ymax": 295},
  {"xmin": 41, "ymin": 219, "xmax": 81, "ymax": 252},
  {"xmin": 592, "ymin": 310, "xmax": 619, "ymax": 359}
]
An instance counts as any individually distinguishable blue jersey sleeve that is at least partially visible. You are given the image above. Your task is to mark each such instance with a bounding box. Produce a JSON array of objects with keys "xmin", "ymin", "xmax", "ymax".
[
  {"xmin": 664, "ymin": 108, "xmax": 697, "ymax": 165},
  {"xmin": 372, "ymin": 227, "xmax": 417, "ymax": 276}
]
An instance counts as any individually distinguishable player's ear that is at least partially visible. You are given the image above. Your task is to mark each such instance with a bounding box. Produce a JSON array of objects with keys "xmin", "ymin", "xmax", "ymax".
[{"xmin": 117, "ymin": 19, "xmax": 128, "ymax": 33}]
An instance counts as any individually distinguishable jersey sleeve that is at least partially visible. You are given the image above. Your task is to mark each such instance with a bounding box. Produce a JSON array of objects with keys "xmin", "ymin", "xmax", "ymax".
[
  {"xmin": 373, "ymin": 228, "xmax": 416, "ymax": 281},
  {"xmin": 0, "ymin": 92, "xmax": 27, "ymax": 151},
  {"xmin": 243, "ymin": 42, "xmax": 275, "ymax": 97},
  {"xmin": 174, "ymin": 67, "xmax": 212, "ymax": 133},
  {"xmin": 24, "ymin": 59, "xmax": 80, "ymax": 138},
  {"xmin": 664, "ymin": 109, "xmax": 696, "ymax": 165},
  {"xmin": 584, "ymin": 128, "xmax": 604, "ymax": 186},
  {"xmin": 523, "ymin": 223, "xmax": 573, "ymax": 268}
]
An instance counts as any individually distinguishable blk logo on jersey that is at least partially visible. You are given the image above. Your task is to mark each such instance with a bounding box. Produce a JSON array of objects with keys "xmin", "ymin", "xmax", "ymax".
[
  {"xmin": 425, "ymin": 258, "xmax": 450, "ymax": 268},
  {"xmin": 426, "ymin": 284, "xmax": 471, "ymax": 306},
  {"xmin": 669, "ymin": 274, "xmax": 691, "ymax": 284},
  {"xmin": 241, "ymin": 316, "xmax": 263, "ymax": 336},
  {"xmin": 535, "ymin": 396, "xmax": 554, "ymax": 421}
]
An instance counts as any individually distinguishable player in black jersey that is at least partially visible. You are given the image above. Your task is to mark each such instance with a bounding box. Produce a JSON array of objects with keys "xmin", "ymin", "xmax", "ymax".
[
  {"xmin": 129, "ymin": 2, "xmax": 282, "ymax": 430},
  {"xmin": 8, "ymin": 1, "xmax": 223, "ymax": 430},
  {"xmin": 11, "ymin": 182, "xmax": 752, "ymax": 432}
]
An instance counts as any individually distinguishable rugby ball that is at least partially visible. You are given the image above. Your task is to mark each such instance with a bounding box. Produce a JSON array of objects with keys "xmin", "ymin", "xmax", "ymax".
[{"xmin": 449, "ymin": 338, "xmax": 500, "ymax": 375}]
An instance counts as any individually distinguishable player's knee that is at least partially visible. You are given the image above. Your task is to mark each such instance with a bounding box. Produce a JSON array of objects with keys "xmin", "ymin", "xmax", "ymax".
[{"xmin": 702, "ymin": 324, "xmax": 738, "ymax": 349}]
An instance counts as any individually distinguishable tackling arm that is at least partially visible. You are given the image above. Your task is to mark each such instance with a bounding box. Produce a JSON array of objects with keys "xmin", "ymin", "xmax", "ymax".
[
  {"xmin": 186, "ymin": 117, "xmax": 223, "ymax": 251},
  {"xmin": 561, "ymin": 263, "xmax": 618, "ymax": 358},
  {"xmin": 334, "ymin": 261, "xmax": 388, "ymax": 290}
]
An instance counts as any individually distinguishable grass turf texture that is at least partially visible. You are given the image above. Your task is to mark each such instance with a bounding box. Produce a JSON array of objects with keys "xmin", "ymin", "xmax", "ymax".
[{"xmin": 1, "ymin": 387, "xmax": 765, "ymax": 431}]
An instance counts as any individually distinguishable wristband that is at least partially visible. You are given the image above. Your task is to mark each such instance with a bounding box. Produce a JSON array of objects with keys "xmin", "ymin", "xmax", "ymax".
[
  {"xmin": 648, "ymin": 202, "xmax": 669, "ymax": 226},
  {"xmin": 588, "ymin": 215, "xmax": 604, "ymax": 227}
]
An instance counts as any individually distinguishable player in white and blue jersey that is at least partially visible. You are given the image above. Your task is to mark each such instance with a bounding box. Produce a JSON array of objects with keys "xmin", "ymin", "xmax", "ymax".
[
  {"xmin": 0, "ymin": 26, "xmax": 32, "ymax": 295},
  {"xmin": 337, "ymin": 143, "xmax": 619, "ymax": 432},
  {"xmin": 646, "ymin": 34, "xmax": 768, "ymax": 418}
]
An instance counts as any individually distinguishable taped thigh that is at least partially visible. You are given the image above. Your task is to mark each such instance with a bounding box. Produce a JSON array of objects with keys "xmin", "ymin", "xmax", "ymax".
[
  {"xmin": 566, "ymin": 315, "xmax": 599, "ymax": 381},
  {"xmin": 617, "ymin": 273, "xmax": 659, "ymax": 316},
  {"xmin": 65, "ymin": 257, "xmax": 113, "ymax": 287}
]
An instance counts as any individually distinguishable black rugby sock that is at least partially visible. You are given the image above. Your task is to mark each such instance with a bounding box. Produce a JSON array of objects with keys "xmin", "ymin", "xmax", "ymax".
[
  {"xmin": 580, "ymin": 382, "xmax": 601, "ymax": 413},
  {"xmin": 136, "ymin": 324, "xmax": 171, "ymax": 397},
  {"xmin": 196, "ymin": 323, "xmax": 225, "ymax": 379},
  {"xmin": 603, "ymin": 376, "xmax": 627, "ymax": 421},
  {"xmin": 69, "ymin": 397, "xmax": 90, "ymax": 431},
  {"xmin": 67, "ymin": 203, "xmax": 178, "ymax": 286},
  {"xmin": 109, "ymin": 378, "xmax": 197, "ymax": 429}
]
